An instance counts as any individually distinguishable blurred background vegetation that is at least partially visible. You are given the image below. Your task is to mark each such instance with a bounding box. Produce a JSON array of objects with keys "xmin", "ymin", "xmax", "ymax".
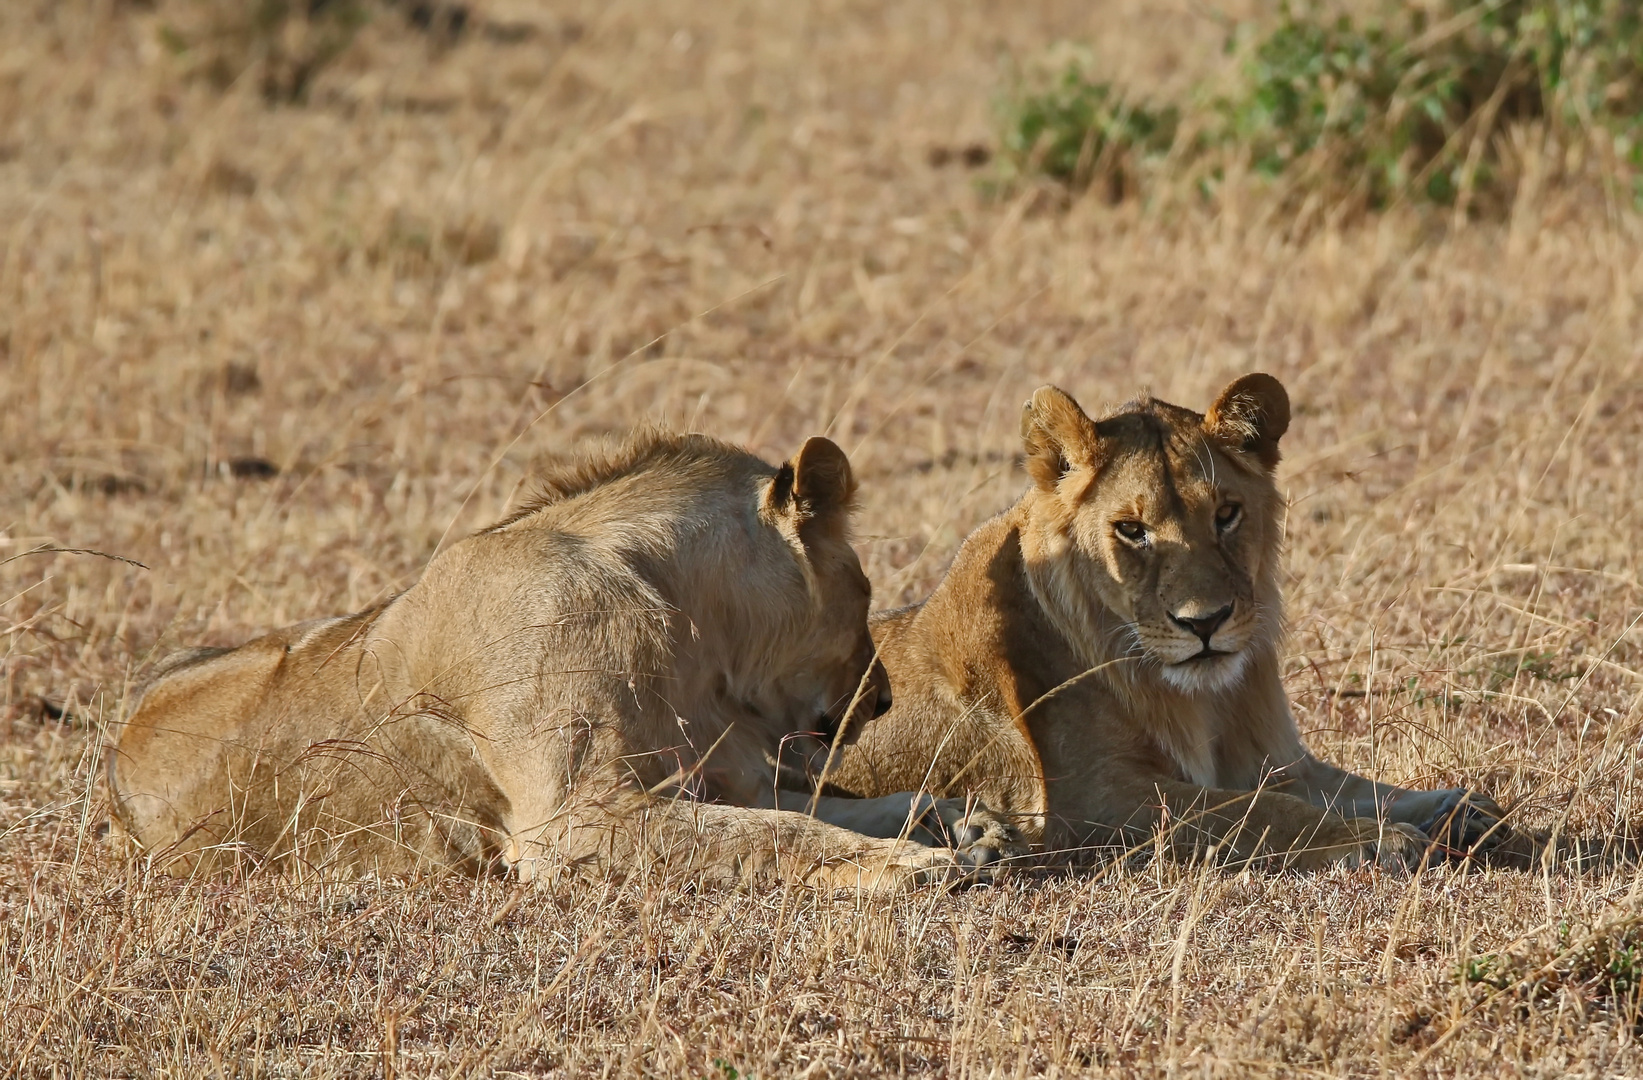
[{"xmin": 993, "ymin": 0, "xmax": 1643, "ymax": 216}]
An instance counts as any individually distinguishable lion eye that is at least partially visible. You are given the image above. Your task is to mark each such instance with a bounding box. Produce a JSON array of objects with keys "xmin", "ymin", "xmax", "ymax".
[
  {"xmin": 1215, "ymin": 503, "xmax": 1242, "ymax": 531},
  {"xmin": 1113, "ymin": 520, "xmax": 1148, "ymax": 544}
]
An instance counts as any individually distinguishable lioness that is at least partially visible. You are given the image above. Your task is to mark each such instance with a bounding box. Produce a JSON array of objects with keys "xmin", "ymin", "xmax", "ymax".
[
  {"xmin": 110, "ymin": 431, "xmax": 1015, "ymax": 891},
  {"xmin": 823, "ymin": 375, "xmax": 1526, "ymax": 869}
]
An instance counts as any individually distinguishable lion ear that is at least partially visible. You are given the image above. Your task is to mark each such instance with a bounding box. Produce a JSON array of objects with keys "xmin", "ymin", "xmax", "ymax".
[
  {"xmin": 768, "ymin": 436, "xmax": 857, "ymax": 530},
  {"xmin": 1204, "ymin": 373, "xmax": 1290, "ymax": 470},
  {"xmin": 1020, "ymin": 385, "xmax": 1098, "ymax": 490}
]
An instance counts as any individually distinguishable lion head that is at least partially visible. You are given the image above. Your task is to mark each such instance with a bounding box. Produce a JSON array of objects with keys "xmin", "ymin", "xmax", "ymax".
[
  {"xmin": 1016, "ymin": 374, "xmax": 1290, "ymax": 694},
  {"xmin": 506, "ymin": 429, "xmax": 890, "ymax": 744},
  {"xmin": 753, "ymin": 436, "xmax": 892, "ymax": 738}
]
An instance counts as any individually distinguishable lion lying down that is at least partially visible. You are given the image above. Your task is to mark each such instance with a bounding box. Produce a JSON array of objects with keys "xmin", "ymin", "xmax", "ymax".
[
  {"xmin": 110, "ymin": 432, "xmax": 1016, "ymax": 892},
  {"xmin": 819, "ymin": 375, "xmax": 1540, "ymax": 870}
]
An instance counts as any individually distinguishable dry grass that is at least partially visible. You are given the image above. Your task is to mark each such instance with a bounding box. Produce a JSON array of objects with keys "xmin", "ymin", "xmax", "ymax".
[{"xmin": 5, "ymin": 0, "xmax": 1643, "ymax": 1074}]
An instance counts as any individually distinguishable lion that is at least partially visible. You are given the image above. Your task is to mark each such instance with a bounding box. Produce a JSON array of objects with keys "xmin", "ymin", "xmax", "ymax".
[
  {"xmin": 818, "ymin": 375, "xmax": 1532, "ymax": 870},
  {"xmin": 109, "ymin": 430, "xmax": 1017, "ymax": 892}
]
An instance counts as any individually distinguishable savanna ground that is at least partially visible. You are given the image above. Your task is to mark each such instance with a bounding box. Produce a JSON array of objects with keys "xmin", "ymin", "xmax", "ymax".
[{"xmin": 5, "ymin": 0, "xmax": 1643, "ymax": 1075}]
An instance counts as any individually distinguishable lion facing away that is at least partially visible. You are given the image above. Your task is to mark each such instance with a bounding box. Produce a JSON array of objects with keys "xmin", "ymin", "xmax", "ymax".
[
  {"xmin": 110, "ymin": 431, "xmax": 1015, "ymax": 892},
  {"xmin": 820, "ymin": 375, "xmax": 1535, "ymax": 870}
]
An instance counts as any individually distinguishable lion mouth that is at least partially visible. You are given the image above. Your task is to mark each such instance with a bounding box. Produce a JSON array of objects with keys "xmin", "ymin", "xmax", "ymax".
[{"xmin": 1175, "ymin": 648, "xmax": 1231, "ymax": 664}]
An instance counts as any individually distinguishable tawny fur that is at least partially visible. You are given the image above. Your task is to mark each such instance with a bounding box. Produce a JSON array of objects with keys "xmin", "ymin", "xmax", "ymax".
[
  {"xmin": 109, "ymin": 430, "xmax": 1013, "ymax": 891},
  {"xmin": 823, "ymin": 375, "xmax": 1533, "ymax": 870}
]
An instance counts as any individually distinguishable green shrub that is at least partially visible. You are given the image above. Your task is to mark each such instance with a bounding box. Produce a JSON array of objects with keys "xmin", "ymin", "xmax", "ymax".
[
  {"xmin": 995, "ymin": 1, "xmax": 1643, "ymax": 212},
  {"xmin": 994, "ymin": 48, "xmax": 1180, "ymax": 202},
  {"xmin": 1218, "ymin": 6, "xmax": 1458, "ymax": 206}
]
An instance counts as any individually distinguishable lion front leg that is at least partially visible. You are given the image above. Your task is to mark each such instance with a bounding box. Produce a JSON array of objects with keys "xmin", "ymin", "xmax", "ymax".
[
  {"xmin": 1281, "ymin": 816, "xmax": 1432, "ymax": 872},
  {"xmin": 503, "ymin": 790, "xmax": 999, "ymax": 894},
  {"xmin": 1090, "ymin": 772, "xmax": 1436, "ymax": 871},
  {"xmin": 755, "ymin": 788, "xmax": 1024, "ymax": 866},
  {"xmin": 1268, "ymin": 754, "xmax": 1536, "ymax": 864}
]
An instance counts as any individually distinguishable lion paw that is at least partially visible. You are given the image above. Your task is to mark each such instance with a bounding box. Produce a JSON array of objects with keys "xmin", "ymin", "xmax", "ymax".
[
  {"xmin": 1412, "ymin": 789, "xmax": 1508, "ymax": 856},
  {"xmin": 887, "ymin": 841, "xmax": 1005, "ymax": 891},
  {"xmin": 907, "ymin": 796, "xmax": 1026, "ymax": 868},
  {"xmin": 1323, "ymin": 819, "xmax": 1431, "ymax": 872}
]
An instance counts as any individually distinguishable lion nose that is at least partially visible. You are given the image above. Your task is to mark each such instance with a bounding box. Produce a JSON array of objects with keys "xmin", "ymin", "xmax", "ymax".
[{"xmin": 1170, "ymin": 604, "xmax": 1233, "ymax": 644}]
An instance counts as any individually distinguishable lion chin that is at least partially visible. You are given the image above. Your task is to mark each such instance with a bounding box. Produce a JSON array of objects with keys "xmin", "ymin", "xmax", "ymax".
[{"xmin": 1156, "ymin": 648, "xmax": 1252, "ymax": 695}]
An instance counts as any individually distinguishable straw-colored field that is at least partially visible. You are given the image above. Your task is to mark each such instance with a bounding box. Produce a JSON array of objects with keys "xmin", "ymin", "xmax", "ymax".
[{"xmin": 5, "ymin": 1, "xmax": 1643, "ymax": 1074}]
